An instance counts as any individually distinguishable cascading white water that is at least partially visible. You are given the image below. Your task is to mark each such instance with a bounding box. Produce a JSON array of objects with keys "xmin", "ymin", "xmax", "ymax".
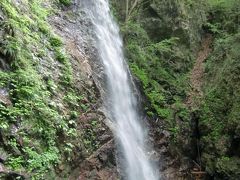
[{"xmin": 81, "ymin": 0, "xmax": 159, "ymax": 179}]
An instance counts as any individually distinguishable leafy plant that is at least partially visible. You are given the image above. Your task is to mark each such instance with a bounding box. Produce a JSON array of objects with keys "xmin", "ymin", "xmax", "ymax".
[
  {"xmin": 49, "ymin": 36, "xmax": 63, "ymax": 47},
  {"xmin": 0, "ymin": 36, "xmax": 19, "ymax": 60},
  {"xmin": 59, "ymin": 0, "xmax": 72, "ymax": 6}
]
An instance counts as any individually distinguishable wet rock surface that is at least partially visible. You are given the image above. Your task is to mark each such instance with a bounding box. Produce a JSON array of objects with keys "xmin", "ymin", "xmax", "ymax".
[
  {"xmin": 149, "ymin": 120, "xmax": 192, "ymax": 180},
  {"xmin": 49, "ymin": 2, "xmax": 118, "ymax": 179},
  {"xmin": 70, "ymin": 140, "xmax": 118, "ymax": 180}
]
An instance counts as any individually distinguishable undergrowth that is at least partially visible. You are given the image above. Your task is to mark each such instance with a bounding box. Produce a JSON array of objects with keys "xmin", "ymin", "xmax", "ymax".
[{"xmin": 0, "ymin": 0, "xmax": 85, "ymax": 178}]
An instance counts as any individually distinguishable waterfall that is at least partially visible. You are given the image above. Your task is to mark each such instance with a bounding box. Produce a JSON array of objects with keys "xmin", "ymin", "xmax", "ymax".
[{"xmin": 81, "ymin": 0, "xmax": 159, "ymax": 179}]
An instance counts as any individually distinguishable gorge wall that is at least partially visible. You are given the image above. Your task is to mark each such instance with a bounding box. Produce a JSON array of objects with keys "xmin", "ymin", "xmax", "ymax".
[
  {"xmin": 111, "ymin": 0, "xmax": 240, "ymax": 179},
  {"xmin": 0, "ymin": 0, "xmax": 239, "ymax": 179}
]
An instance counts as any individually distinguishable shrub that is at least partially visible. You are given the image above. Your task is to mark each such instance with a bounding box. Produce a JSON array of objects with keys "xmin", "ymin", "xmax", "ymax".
[{"xmin": 49, "ymin": 36, "xmax": 62, "ymax": 47}]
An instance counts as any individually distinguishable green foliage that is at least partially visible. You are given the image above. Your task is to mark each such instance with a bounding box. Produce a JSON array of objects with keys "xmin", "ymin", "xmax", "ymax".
[
  {"xmin": 168, "ymin": 126, "xmax": 180, "ymax": 142},
  {"xmin": 215, "ymin": 157, "xmax": 240, "ymax": 179},
  {"xmin": 59, "ymin": 0, "xmax": 72, "ymax": 6},
  {"xmin": 0, "ymin": 71, "xmax": 11, "ymax": 87},
  {"xmin": 82, "ymin": 119, "xmax": 100, "ymax": 152},
  {"xmin": 117, "ymin": 17, "xmax": 194, "ymax": 148},
  {"xmin": 50, "ymin": 36, "xmax": 63, "ymax": 47},
  {"xmin": 122, "ymin": 21, "xmax": 191, "ymax": 122},
  {"xmin": 0, "ymin": 36, "xmax": 19, "ymax": 60},
  {"xmin": 114, "ymin": 0, "xmax": 240, "ymax": 178},
  {"xmin": 201, "ymin": 35, "xmax": 240, "ymax": 132},
  {"xmin": 55, "ymin": 48, "xmax": 67, "ymax": 63},
  {"xmin": 0, "ymin": 0, "xmax": 83, "ymax": 178},
  {"xmin": 199, "ymin": 7, "xmax": 240, "ymax": 176},
  {"xmin": 24, "ymin": 147, "xmax": 59, "ymax": 177},
  {"xmin": 208, "ymin": 0, "xmax": 239, "ymax": 9},
  {"xmin": 6, "ymin": 156, "xmax": 24, "ymax": 170},
  {"xmin": 206, "ymin": 0, "xmax": 240, "ymax": 34},
  {"xmin": 204, "ymin": 22, "xmax": 222, "ymax": 34},
  {"xmin": 112, "ymin": 0, "xmax": 206, "ymax": 166},
  {"xmin": 64, "ymin": 91, "xmax": 84, "ymax": 109}
]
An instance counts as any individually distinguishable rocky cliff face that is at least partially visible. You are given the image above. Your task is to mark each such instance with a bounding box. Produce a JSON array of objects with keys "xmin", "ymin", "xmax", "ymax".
[{"xmin": 0, "ymin": 1, "xmax": 116, "ymax": 179}]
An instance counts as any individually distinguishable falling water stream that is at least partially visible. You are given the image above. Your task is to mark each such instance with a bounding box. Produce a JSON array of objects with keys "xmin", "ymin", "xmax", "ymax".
[{"xmin": 81, "ymin": 0, "xmax": 158, "ymax": 179}]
